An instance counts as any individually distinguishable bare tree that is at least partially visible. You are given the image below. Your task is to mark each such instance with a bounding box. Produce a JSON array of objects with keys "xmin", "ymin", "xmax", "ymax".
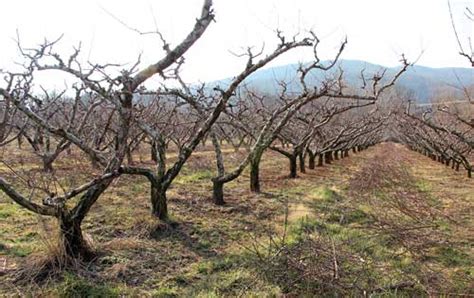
[
  {"xmin": 120, "ymin": 32, "xmax": 315, "ymax": 219},
  {"xmin": 0, "ymin": 0, "xmax": 215, "ymax": 259},
  {"xmin": 208, "ymin": 41, "xmax": 409, "ymax": 204}
]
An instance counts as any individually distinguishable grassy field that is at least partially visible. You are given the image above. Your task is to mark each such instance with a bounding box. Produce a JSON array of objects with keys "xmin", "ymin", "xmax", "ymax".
[{"xmin": 0, "ymin": 142, "xmax": 473, "ymax": 296}]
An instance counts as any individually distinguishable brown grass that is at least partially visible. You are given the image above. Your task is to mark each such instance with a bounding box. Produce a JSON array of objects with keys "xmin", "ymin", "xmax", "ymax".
[{"xmin": 1, "ymin": 142, "xmax": 473, "ymax": 296}]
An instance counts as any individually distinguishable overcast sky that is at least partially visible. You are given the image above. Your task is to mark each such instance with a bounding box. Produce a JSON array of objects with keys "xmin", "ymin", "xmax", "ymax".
[{"xmin": 0, "ymin": 0, "xmax": 472, "ymax": 88}]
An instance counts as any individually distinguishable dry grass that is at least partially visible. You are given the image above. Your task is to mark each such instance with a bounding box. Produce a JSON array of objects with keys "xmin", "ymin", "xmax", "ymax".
[{"xmin": 0, "ymin": 142, "xmax": 473, "ymax": 296}]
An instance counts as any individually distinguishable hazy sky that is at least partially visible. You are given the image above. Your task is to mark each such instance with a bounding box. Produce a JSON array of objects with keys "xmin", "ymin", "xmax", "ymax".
[{"xmin": 0, "ymin": 0, "xmax": 472, "ymax": 88}]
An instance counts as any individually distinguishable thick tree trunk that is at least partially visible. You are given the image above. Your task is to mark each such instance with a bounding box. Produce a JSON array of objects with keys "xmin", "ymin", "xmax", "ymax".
[
  {"xmin": 59, "ymin": 214, "xmax": 92, "ymax": 260},
  {"xmin": 468, "ymin": 168, "xmax": 472, "ymax": 178},
  {"xmin": 151, "ymin": 185, "xmax": 168, "ymax": 221},
  {"xmin": 318, "ymin": 153, "xmax": 323, "ymax": 167},
  {"xmin": 299, "ymin": 152, "xmax": 306, "ymax": 173},
  {"xmin": 289, "ymin": 155, "xmax": 298, "ymax": 178},
  {"xmin": 352, "ymin": 147, "xmax": 356, "ymax": 153},
  {"xmin": 308, "ymin": 152, "xmax": 315, "ymax": 169},
  {"xmin": 250, "ymin": 158, "xmax": 261, "ymax": 193},
  {"xmin": 212, "ymin": 180, "xmax": 225, "ymax": 205},
  {"xmin": 324, "ymin": 152, "xmax": 332, "ymax": 164},
  {"xmin": 456, "ymin": 162, "xmax": 460, "ymax": 171},
  {"xmin": 344, "ymin": 150, "xmax": 349, "ymax": 158},
  {"xmin": 334, "ymin": 150, "xmax": 339, "ymax": 160}
]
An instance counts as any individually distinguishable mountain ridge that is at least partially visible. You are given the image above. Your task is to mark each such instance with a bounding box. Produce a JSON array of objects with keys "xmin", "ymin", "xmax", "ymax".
[{"xmin": 210, "ymin": 60, "xmax": 474, "ymax": 103}]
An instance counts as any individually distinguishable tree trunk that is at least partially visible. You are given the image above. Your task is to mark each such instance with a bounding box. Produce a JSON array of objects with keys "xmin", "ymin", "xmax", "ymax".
[
  {"xmin": 213, "ymin": 180, "xmax": 225, "ymax": 205},
  {"xmin": 344, "ymin": 150, "xmax": 349, "ymax": 158},
  {"xmin": 59, "ymin": 214, "xmax": 92, "ymax": 260},
  {"xmin": 352, "ymin": 147, "xmax": 356, "ymax": 153},
  {"xmin": 289, "ymin": 155, "xmax": 298, "ymax": 178},
  {"xmin": 250, "ymin": 158, "xmax": 261, "ymax": 193},
  {"xmin": 318, "ymin": 153, "xmax": 323, "ymax": 167},
  {"xmin": 468, "ymin": 168, "xmax": 472, "ymax": 178},
  {"xmin": 325, "ymin": 152, "xmax": 332, "ymax": 164},
  {"xmin": 334, "ymin": 150, "xmax": 339, "ymax": 160},
  {"xmin": 308, "ymin": 152, "xmax": 315, "ymax": 169},
  {"xmin": 126, "ymin": 148, "xmax": 134, "ymax": 165},
  {"xmin": 299, "ymin": 152, "xmax": 306, "ymax": 173},
  {"xmin": 43, "ymin": 158, "xmax": 54, "ymax": 173},
  {"xmin": 151, "ymin": 142, "xmax": 158, "ymax": 162},
  {"xmin": 456, "ymin": 162, "xmax": 460, "ymax": 171},
  {"xmin": 151, "ymin": 185, "xmax": 168, "ymax": 221}
]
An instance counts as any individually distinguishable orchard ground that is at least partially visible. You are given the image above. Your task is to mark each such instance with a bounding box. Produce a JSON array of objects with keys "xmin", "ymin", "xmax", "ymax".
[{"xmin": 0, "ymin": 142, "xmax": 472, "ymax": 296}]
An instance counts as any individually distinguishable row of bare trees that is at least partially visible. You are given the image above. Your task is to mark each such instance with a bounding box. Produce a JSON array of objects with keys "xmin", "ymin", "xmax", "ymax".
[
  {"xmin": 395, "ymin": 95, "xmax": 473, "ymax": 177},
  {"xmin": 393, "ymin": 5, "xmax": 473, "ymax": 177},
  {"xmin": 0, "ymin": 0, "xmax": 409, "ymax": 262}
]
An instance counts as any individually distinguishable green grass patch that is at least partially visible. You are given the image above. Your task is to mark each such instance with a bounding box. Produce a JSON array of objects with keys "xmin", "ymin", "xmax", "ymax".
[
  {"xmin": 184, "ymin": 268, "xmax": 278, "ymax": 297},
  {"xmin": 151, "ymin": 286, "xmax": 179, "ymax": 297},
  {"xmin": 7, "ymin": 245, "xmax": 34, "ymax": 257},
  {"xmin": 56, "ymin": 273, "xmax": 122, "ymax": 297},
  {"xmin": 432, "ymin": 246, "xmax": 472, "ymax": 267},
  {"xmin": 415, "ymin": 180, "xmax": 432, "ymax": 192},
  {"xmin": 0, "ymin": 203, "xmax": 30, "ymax": 219},
  {"xmin": 175, "ymin": 169, "xmax": 214, "ymax": 184}
]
